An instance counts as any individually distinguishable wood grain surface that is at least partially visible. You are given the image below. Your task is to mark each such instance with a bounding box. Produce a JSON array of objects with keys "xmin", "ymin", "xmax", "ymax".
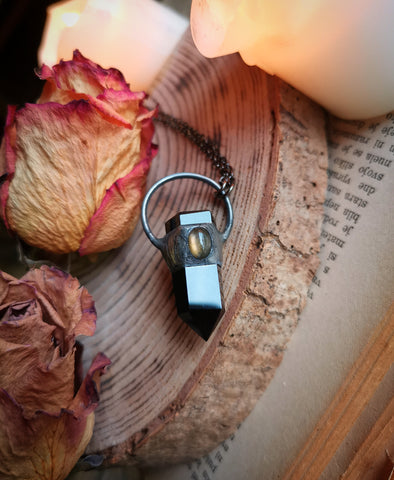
[
  {"xmin": 284, "ymin": 302, "xmax": 394, "ymax": 480},
  {"xmin": 343, "ymin": 395, "xmax": 394, "ymax": 480},
  {"xmin": 78, "ymin": 30, "xmax": 328, "ymax": 466}
]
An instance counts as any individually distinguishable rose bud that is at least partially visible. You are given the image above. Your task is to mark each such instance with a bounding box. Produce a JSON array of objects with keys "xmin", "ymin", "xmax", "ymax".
[
  {"xmin": 0, "ymin": 265, "xmax": 110, "ymax": 479},
  {"xmin": 0, "ymin": 50, "xmax": 157, "ymax": 255}
]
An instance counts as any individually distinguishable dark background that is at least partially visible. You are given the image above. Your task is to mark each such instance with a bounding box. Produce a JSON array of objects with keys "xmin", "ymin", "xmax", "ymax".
[
  {"xmin": 0, "ymin": 0, "xmax": 58, "ymax": 273},
  {"xmin": 0, "ymin": 0, "xmax": 59, "ymax": 131}
]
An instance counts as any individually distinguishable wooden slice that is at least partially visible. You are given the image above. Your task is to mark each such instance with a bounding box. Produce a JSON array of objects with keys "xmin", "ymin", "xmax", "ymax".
[{"xmin": 79, "ymin": 30, "xmax": 328, "ymax": 466}]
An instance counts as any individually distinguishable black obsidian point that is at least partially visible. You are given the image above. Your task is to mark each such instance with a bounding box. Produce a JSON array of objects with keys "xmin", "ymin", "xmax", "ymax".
[
  {"xmin": 161, "ymin": 210, "xmax": 225, "ymax": 341},
  {"xmin": 172, "ymin": 266, "xmax": 224, "ymax": 341}
]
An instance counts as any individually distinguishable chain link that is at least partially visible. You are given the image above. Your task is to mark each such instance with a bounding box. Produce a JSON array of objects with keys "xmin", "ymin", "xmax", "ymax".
[{"xmin": 156, "ymin": 111, "xmax": 235, "ymax": 196}]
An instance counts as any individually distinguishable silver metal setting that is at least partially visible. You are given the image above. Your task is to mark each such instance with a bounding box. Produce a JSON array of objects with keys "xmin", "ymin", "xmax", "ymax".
[{"xmin": 141, "ymin": 172, "xmax": 233, "ymax": 251}]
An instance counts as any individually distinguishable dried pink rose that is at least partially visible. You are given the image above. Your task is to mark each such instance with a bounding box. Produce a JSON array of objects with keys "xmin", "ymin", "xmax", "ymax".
[
  {"xmin": 0, "ymin": 265, "xmax": 110, "ymax": 479},
  {"xmin": 0, "ymin": 50, "xmax": 157, "ymax": 255}
]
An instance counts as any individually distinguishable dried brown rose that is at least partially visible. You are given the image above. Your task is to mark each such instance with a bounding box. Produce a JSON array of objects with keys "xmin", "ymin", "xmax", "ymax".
[
  {"xmin": 0, "ymin": 265, "xmax": 110, "ymax": 479},
  {"xmin": 0, "ymin": 50, "xmax": 157, "ymax": 255}
]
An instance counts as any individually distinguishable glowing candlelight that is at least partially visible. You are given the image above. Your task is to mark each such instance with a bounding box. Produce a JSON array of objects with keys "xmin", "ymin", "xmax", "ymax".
[
  {"xmin": 38, "ymin": 0, "xmax": 188, "ymax": 92},
  {"xmin": 191, "ymin": 0, "xmax": 394, "ymax": 119}
]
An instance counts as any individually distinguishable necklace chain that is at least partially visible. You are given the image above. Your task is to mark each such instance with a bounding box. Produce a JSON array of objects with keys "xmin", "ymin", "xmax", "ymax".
[{"xmin": 156, "ymin": 111, "xmax": 235, "ymax": 196}]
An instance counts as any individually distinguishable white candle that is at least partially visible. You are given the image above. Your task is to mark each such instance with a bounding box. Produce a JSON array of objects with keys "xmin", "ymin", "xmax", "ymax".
[
  {"xmin": 191, "ymin": 0, "xmax": 394, "ymax": 119},
  {"xmin": 38, "ymin": 0, "xmax": 188, "ymax": 92}
]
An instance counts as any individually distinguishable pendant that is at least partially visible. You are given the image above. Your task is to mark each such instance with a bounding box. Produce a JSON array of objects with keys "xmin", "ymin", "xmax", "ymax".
[{"xmin": 141, "ymin": 173, "xmax": 233, "ymax": 341}]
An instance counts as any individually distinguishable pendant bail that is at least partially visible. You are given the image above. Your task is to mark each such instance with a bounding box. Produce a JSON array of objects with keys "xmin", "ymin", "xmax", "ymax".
[{"xmin": 141, "ymin": 172, "xmax": 233, "ymax": 249}]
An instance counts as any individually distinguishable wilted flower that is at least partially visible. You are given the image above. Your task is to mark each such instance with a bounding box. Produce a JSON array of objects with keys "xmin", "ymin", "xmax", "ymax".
[
  {"xmin": 0, "ymin": 265, "xmax": 110, "ymax": 479},
  {"xmin": 0, "ymin": 50, "xmax": 157, "ymax": 255}
]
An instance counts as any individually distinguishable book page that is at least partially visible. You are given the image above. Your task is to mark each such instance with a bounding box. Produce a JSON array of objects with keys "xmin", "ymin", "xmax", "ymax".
[{"xmin": 144, "ymin": 111, "xmax": 394, "ymax": 480}]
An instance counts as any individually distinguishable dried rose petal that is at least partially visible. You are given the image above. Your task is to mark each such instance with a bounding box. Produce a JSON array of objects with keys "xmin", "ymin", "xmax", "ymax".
[
  {"xmin": 0, "ymin": 353, "xmax": 109, "ymax": 480},
  {"xmin": 0, "ymin": 50, "xmax": 157, "ymax": 255},
  {"xmin": 0, "ymin": 266, "xmax": 110, "ymax": 479}
]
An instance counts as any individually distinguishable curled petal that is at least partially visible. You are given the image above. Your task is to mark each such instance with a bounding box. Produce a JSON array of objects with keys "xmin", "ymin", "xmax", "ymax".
[
  {"xmin": 0, "ymin": 270, "xmax": 38, "ymax": 306},
  {"xmin": 0, "ymin": 340, "xmax": 75, "ymax": 417},
  {"xmin": 37, "ymin": 50, "xmax": 132, "ymax": 103},
  {"xmin": 58, "ymin": 49, "xmax": 129, "ymax": 92},
  {"xmin": 37, "ymin": 58, "xmax": 144, "ymax": 129},
  {"xmin": 0, "ymin": 299, "xmax": 54, "ymax": 364},
  {"xmin": 96, "ymin": 88, "xmax": 147, "ymax": 125},
  {"xmin": 79, "ymin": 154, "xmax": 153, "ymax": 255},
  {"xmin": 0, "ymin": 267, "xmax": 98, "ymax": 415},
  {"xmin": 79, "ymin": 102, "xmax": 156, "ymax": 255},
  {"xmin": 22, "ymin": 266, "xmax": 97, "ymax": 340},
  {"xmin": 36, "ymin": 50, "xmax": 150, "ymax": 136},
  {"xmin": 70, "ymin": 352, "xmax": 111, "ymax": 413},
  {"xmin": 0, "ymin": 353, "xmax": 110, "ymax": 480}
]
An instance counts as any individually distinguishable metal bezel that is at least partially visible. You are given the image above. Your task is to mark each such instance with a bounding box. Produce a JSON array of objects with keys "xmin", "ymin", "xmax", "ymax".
[{"xmin": 141, "ymin": 172, "xmax": 233, "ymax": 250}]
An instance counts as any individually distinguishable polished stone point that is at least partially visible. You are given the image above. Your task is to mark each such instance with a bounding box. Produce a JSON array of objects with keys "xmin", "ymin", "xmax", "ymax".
[
  {"xmin": 172, "ymin": 265, "xmax": 224, "ymax": 341},
  {"xmin": 163, "ymin": 211, "xmax": 225, "ymax": 341}
]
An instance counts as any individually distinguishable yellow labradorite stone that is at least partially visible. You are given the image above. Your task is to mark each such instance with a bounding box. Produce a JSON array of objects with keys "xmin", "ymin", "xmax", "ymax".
[{"xmin": 188, "ymin": 227, "xmax": 212, "ymax": 259}]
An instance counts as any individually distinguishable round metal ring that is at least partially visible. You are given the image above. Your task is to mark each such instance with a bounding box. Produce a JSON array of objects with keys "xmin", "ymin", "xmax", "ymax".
[{"xmin": 141, "ymin": 172, "xmax": 233, "ymax": 249}]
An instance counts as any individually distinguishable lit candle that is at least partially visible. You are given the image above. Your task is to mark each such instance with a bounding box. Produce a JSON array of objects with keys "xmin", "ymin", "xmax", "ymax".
[
  {"xmin": 191, "ymin": 0, "xmax": 394, "ymax": 119},
  {"xmin": 38, "ymin": 0, "xmax": 188, "ymax": 92}
]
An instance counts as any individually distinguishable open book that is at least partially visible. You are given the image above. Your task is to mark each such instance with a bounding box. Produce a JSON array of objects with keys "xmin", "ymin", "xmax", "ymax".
[{"xmin": 144, "ymin": 112, "xmax": 394, "ymax": 479}]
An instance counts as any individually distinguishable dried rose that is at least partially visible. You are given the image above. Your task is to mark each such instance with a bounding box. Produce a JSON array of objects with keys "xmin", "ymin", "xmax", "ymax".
[
  {"xmin": 0, "ymin": 265, "xmax": 110, "ymax": 480},
  {"xmin": 0, "ymin": 50, "xmax": 157, "ymax": 255}
]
